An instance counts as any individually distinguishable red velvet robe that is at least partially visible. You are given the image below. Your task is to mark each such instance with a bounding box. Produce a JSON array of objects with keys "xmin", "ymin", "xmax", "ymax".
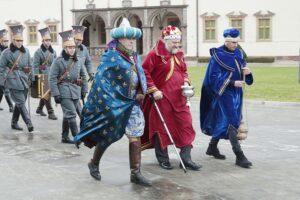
[{"xmin": 141, "ymin": 39, "xmax": 196, "ymax": 150}]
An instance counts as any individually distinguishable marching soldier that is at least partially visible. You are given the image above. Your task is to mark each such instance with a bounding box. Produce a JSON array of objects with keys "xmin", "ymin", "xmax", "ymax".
[
  {"xmin": 49, "ymin": 30, "xmax": 88, "ymax": 144},
  {"xmin": 33, "ymin": 27, "xmax": 57, "ymax": 120},
  {"xmin": 0, "ymin": 25, "xmax": 34, "ymax": 132},
  {"xmin": 72, "ymin": 25, "xmax": 94, "ymax": 81},
  {"xmin": 0, "ymin": 29, "xmax": 14, "ymax": 112}
]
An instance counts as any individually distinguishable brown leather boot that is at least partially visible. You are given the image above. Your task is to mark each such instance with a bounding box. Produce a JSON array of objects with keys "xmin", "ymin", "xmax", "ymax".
[
  {"xmin": 129, "ymin": 138, "xmax": 152, "ymax": 186},
  {"xmin": 88, "ymin": 144, "xmax": 106, "ymax": 181}
]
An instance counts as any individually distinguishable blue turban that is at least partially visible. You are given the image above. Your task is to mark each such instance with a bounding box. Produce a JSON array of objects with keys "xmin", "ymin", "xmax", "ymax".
[{"xmin": 111, "ymin": 18, "xmax": 142, "ymax": 39}]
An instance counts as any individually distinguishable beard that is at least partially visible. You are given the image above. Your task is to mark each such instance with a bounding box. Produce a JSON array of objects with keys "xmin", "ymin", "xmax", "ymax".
[{"xmin": 165, "ymin": 43, "xmax": 179, "ymax": 54}]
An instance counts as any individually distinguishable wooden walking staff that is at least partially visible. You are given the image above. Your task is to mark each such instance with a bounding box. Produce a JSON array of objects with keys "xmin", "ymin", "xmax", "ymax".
[{"xmin": 149, "ymin": 94, "xmax": 187, "ymax": 173}]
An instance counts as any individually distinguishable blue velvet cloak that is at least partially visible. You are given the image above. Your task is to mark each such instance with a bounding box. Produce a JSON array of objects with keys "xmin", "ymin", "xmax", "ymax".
[
  {"xmin": 74, "ymin": 45, "xmax": 147, "ymax": 148},
  {"xmin": 200, "ymin": 45, "xmax": 253, "ymax": 140}
]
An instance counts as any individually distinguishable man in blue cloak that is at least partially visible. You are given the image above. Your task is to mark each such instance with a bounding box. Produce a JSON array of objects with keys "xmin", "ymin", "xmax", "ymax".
[
  {"xmin": 74, "ymin": 18, "xmax": 151, "ymax": 186},
  {"xmin": 200, "ymin": 28, "xmax": 254, "ymax": 168}
]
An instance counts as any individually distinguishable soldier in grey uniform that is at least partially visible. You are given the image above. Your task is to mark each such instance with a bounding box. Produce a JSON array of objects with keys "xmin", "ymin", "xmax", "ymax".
[
  {"xmin": 32, "ymin": 27, "xmax": 57, "ymax": 120},
  {"xmin": 0, "ymin": 29, "xmax": 14, "ymax": 112},
  {"xmin": 72, "ymin": 25, "xmax": 94, "ymax": 81},
  {"xmin": 59, "ymin": 25, "xmax": 94, "ymax": 138},
  {"xmin": 49, "ymin": 30, "xmax": 88, "ymax": 144},
  {"xmin": 0, "ymin": 25, "xmax": 33, "ymax": 132}
]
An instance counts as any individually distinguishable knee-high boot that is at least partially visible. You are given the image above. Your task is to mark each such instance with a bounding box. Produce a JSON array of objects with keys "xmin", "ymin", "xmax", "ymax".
[
  {"xmin": 0, "ymin": 93, "xmax": 3, "ymax": 110},
  {"xmin": 69, "ymin": 118, "xmax": 81, "ymax": 148},
  {"xmin": 206, "ymin": 138, "xmax": 226, "ymax": 160},
  {"xmin": 88, "ymin": 144, "xmax": 106, "ymax": 181},
  {"xmin": 129, "ymin": 137, "xmax": 152, "ymax": 186},
  {"xmin": 228, "ymin": 125, "xmax": 252, "ymax": 168},
  {"xmin": 36, "ymin": 99, "xmax": 46, "ymax": 116},
  {"xmin": 5, "ymin": 94, "xmax": 14, "ymax": 112},
  {"xmin": 11, "ymin": 106, "xmax": 23, "ymax": 130},
  {"xmin": 19, "ymin": 104, "xmax": 34, "ymax": 132},
  {"xmin": 180, "ymin": 146, "xmax": 202, "ymax": 171},
  {"xmin": 61, "ymin": 118, "xmax": 73, "ymax": 144},
  {"xmin": 45, "ymin": 98, "xmax": 57, "ymax": 120}
]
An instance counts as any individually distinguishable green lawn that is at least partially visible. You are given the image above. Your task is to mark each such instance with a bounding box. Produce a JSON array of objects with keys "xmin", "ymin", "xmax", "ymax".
[{"xmin": 188, "ymin": 66, "xmax": 300, "ymax": 102}]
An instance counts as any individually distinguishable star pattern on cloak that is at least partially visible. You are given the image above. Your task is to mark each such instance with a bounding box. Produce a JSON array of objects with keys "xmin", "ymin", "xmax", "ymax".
[
  {"xmin": 111, "ymin": 57, "xmax": 116, "ymax": 62},
  {"xmin": 125, "ymin": 70, "xmax": 130, "ymax": 74},
  {"xmin": 93, "ymin": 94, "xmax": 98, "ymax": 100},
  {"xmin": 116, "ymin": 85, "xmax": 121, "ymax": 90},
  {"xmin": 101, "ymin": 79, "xmax": 105, "ymax": 83},
  {"xmin": 115, "ymin": 66, "xmax": 120, "ymax": 71},
  {"xmin": 103, "ymin": 129, "xmax": 107, "ymax": 135},
  {"xmin": 97, "ymin": 87, "xmax": 101, "ymax": 92},
  {"xmin": 103, "ymin": 94, "xmax": 108, "ymax": 99},
  {"xmin": 107, "ymin": 72, "xmax": 111, "ymax": 78},
  {"xmin": 105, "ymin": 106, "xmax": 110, "ymax": 110},
  {"xmin": 111, "ymin": 80, "xmax": 116, "ymax": 86},
  {"xmin": 122, "ymin": 82, "xmax": 127, "ymax": 87},
  {"xmin": 117, "ymin": 74, "xmax": 123, "ymax": 80},
  {"xmin": 98, "ymin": 99, "xmax": 103, "ymax": 104},
  {"xmin": 87, "ymin": 122, "xmax": 93, "ymax": 127},
  {"xmin": 117, "ymin": 108, "xmax": 122, "ymax": 113},
  {"xmin": 109, "ymin": 126, "xmax": 115, "ymax": 131},
  {"xmin": 89, "ymin": 99, "xmax": 94, "ymax": 104}
]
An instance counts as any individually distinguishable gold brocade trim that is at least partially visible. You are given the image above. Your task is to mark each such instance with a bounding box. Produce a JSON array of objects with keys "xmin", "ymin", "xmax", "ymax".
[
  {"xmin": 174, "ymin": 55, "xmax": 180, "ymax": 66},
  {"xmin": 218, "ymin": 72, "xmax": 233, "ymax": 96},
  {"xmin": 141, "ymin": 142, "xmax": 152, "ymax": 150},
  {"xmin": 166, "ymin": 56, "xmax": 174, "ymax": 81},
  {"xmin": 146, "ymin": 86, "xmax": 158, "ymax": 94}
]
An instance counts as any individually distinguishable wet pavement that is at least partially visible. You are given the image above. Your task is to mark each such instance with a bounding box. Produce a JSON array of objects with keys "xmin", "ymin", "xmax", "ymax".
[{"xmin": 0, "ymin": 97, "xmax": 300, "ymax": 200}]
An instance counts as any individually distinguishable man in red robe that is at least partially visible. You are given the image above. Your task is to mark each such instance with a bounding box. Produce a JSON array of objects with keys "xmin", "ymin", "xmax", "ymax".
[{"xmin": 141, "ymin": 26, "xmax": 201, "ymax": 171}]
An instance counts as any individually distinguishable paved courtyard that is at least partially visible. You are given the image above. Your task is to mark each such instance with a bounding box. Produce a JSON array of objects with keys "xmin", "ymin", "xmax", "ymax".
[{"xmin": 0, "ymin": 97, "xmax": 299, "ymax": 200}]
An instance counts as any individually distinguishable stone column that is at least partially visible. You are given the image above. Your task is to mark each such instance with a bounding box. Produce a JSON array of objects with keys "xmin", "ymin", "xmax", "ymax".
[
  {"xmin": 142, "ymin": 26, "xmax": 152, "ymax": 55},
  {"xmin": 180, "ymin": 26, "xmax": 187, "ymax": 54},
  {"xmin": 105, "ymin": 26, "xmax": 113, "ymax": 43}
]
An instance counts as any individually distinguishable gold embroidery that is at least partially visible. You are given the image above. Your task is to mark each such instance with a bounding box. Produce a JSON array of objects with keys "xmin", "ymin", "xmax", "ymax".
[{"xmin": 166, "ymin": 56, "xmax": 175, "ymax": 81}]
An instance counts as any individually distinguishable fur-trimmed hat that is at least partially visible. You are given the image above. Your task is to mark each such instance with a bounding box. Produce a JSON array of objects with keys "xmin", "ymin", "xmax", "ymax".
[
  {"xmin": 110, "ymin": 18, "xmax": 142, "ymax": 39},
  {"xmin": 162, "ymin": 25, "xmax": 181, "ymax": 40},
  {"xmin": 59, "ymin": 30, "xmax": 75, "ymax": 47},
  {"xmin": 223, "ymin": 28, "xmax": 240, "ymax": 42}
]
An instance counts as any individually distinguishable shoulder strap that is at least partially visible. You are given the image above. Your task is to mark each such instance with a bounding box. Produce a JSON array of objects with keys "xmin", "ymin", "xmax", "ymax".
[
  {"xmin": 41, "ymin": 52, "xmax": 52, "ymax": 66},
  {"xmin": 57, "ymin": 61, "xmax": 76, "ymax": 83},
  {"xmin": 3, "ymin": 52, "xmax": 23, "ymax": 81}
]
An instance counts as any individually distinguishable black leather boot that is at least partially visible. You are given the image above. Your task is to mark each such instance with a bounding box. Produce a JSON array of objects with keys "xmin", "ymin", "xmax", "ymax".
[
  {"xmin": 228, "ymin": 125, "xmax": 252, "ymax": 168},
  {"xmin": 69, "ymin": 119, "xmax": 81, "ymax": 148},
  {"xmin": 88, "ymin": 144, "xmax": 106, "ymax": 181},
  {"xmin": 180, "ymin": 146, "xmax": 202, "ymax": 171},
  {"xmin": 0, "ymin": 93, "xmax": 3, "ymax": 111},
  {"xmin": 11, "ymin": 106, "xmax": 23, "ymax": 130},
  {"xmin": 61, "ymin": 118, "xmax": 73, "ymax": 144},
  {"xmin": 206, "ymin": 139, "xmax": 226, "ymax": 160},
  {"xmin": 36, "ymin": 99, "xmax": 46, "ymax": 116},
  {"xmin": 19, "ymin": 104, "xmax": 34, "ymax": 132},
  {"xmin": 48, "ymin": 112, "xmax": 57, "ymax": 120},
  {"xmin": 45, "ymin": 99, "xmax": 57, "ymax": 120},
  {"xmin": 154, "ymin": 134, "xmax": 173, "ymax": 170},
  {"xmin": 5, "ymin": 95, "xmax": 14, "ymax": 112},
  {"xmin": 129, "ymin": 138, "xmax": 152, "ymax": 186}
]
